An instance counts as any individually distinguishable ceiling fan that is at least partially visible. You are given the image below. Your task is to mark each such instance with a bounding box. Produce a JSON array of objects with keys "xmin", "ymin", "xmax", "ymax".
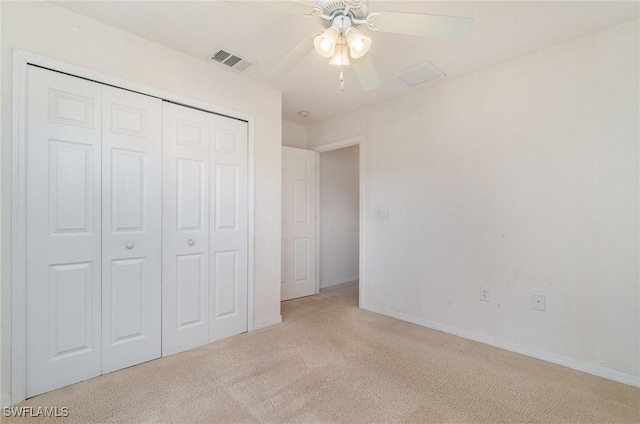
[{"xmin": 242, "ymin": 0, "xmax": 474, "ymax": 91}]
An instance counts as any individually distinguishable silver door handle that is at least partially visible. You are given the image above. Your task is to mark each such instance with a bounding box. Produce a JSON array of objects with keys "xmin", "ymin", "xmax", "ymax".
[
  {"xmin": 188, "ymin": 239, "xmax": 195, "ymax": 246},
  {"xmin": 126, "ymin": 242, "xmax": 134, "ymax": 249}
]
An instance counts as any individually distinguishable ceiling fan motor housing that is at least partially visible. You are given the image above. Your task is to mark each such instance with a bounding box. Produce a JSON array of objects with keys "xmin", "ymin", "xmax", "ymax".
[{"xmin": 315, "ymin": 0, "xmax": 369, "ymax": 28}]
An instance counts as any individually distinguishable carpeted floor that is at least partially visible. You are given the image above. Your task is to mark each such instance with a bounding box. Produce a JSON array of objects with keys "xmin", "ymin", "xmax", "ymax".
[{"xmin": 7, "ymin": 281, "xmax": 639, "ymax": 423}]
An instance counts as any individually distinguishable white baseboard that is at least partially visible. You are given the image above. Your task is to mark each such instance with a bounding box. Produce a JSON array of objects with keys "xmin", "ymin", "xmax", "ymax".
[
  {"xmin": 253, "ymin": 315, "xmax": 283, "ymax": 331},
  {"xmin": 320, "ymin": 275, "xmax": 359, "ymax": 289},
  {"xmin": 362, "ymin": 302, "xmax": 640, "ymax": 388},
  {"xmin": 1, "ymin": 393, "xmax": 12, "ymax": 408}
]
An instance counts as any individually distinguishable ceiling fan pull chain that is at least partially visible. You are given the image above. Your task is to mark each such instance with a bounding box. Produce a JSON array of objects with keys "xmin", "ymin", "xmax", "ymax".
[{"xmin": 340, "ymin": 17, "xmax": 345, "ymax": 92}]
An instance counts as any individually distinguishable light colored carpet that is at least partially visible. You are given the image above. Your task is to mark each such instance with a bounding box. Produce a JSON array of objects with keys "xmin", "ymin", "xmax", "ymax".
[{"xmin": 7, "ymin": 281, "xmax": 639, "ymax": 423}]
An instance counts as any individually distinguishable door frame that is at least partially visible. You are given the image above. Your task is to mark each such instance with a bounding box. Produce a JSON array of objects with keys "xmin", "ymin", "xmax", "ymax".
[
  {"xmin": 11, "ymin": 49, "xmax": 257, "ymax": 405},
  {"xmin": 313, "ymin": 136, "xmax": 365, "ymax": 306}
]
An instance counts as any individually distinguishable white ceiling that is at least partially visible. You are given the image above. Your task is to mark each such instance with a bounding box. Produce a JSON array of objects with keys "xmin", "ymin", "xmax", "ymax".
[{"xmin": 56, "ymin": 1, "xmax": 638, "ymax": 125}]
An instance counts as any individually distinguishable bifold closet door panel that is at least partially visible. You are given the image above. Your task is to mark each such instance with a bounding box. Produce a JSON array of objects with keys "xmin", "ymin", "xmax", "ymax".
[
  {"xmin": 101, "ymin": 86, "xmax": 162, "ymax": 373},
  {"xmin": 162, "ymin": 102, "xmax": 211, "ymax": 356},
  {"xmin": 209, "ymin": 116, "xmax": 249, "ymax": 342},
  {"xmin": 26, "ymin": 66, "xmax": 102, "ymax": 397}
]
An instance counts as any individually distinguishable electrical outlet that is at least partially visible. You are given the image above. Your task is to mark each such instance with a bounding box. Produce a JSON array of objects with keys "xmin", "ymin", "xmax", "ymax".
[
  {"xmin": 480, "ymin": 287, "xmax": 491, "ymax": 302},
  {"xmin": 532, "ymin": 293, "xmax": 545, "ymax": 311},
  {"xmin": 380, "ymin": 209, "xmax": 390, "ymax": 221}
]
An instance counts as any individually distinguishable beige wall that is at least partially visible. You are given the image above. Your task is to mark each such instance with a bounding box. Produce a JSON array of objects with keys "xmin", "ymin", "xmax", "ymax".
[
  {"xmin": 0, "ymin": 0, "xmax": 4, "ymax": 407},
  {"xmin": 319, "ymin": 145, "xmax": 359, "ymax": 288},
  {"xmin": 1, "ymin": 2, "xmax": 283, "ymax": 404},
  {"xmin": 282, "ymin": 120, "xmax": 307, "ymax": 149},
  {"xmin": 309, "ymin": 20, "xmax": 640, "ymax": 384},
  {"xmin": 308, "ymin": 109, "xmax": 366, "ymax": 150}
]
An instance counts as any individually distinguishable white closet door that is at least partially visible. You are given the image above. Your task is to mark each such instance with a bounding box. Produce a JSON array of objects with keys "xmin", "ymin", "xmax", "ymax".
[
  {"xmin": 209, "ymin": 115, "xmax": 248, "ymax": 342},
  {"xmin": 101, "ymin": 87, "xmax": 162, "ymax": 373},
  {"xmin": 26, "ymin": 66, "xmax": 102, "ymax": 397},
  {"xmin": 281, "ymin": 147, "xmax": 318, "ymax": 301},
  {"xmin": 162, "ymin": 102, "xmax": 211, "ymax": 356}
]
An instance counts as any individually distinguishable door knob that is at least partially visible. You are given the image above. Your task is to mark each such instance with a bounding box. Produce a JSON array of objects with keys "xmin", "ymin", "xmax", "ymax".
[
  {"xmin": 188, "ymin": 239, "xmax": 195, "ymax": 246},
  {"xmin": 126, "ymin": 242, "xmax": 134, "ymax": 249}
]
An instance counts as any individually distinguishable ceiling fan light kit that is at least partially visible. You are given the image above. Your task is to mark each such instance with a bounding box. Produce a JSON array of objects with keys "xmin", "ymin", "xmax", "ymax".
[
  {"xmin": 313, "ymin": 14, "xmax": 371, "ymax": 62},
  {"xmin": 313, "ymin": 26, "xmax": 339, "ymax": 57},
  {"xmin": 345, "ymin": 28, "xmax": 371, "ymax": 59},
  {"xmin": 329, "ymin": 43, "xmax": 350, "ymax": 66},
  {"xmin": 258, "ymin": 0, "xmax": 474, "ymax": 91}
]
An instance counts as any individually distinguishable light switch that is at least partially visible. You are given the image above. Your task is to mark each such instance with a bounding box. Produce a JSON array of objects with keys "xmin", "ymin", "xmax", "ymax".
[{"xmin": 380, "ymin": 209, "xmax": 390, "ymax": 221}]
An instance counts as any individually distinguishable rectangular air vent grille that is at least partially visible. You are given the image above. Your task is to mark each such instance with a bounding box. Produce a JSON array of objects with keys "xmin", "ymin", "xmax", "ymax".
[
  {"xmin": 210, "ymin": 49, "xmax": 253, "ymax": 72},
  {"xmin": 212, "ymin": 50, "xmax": 231, "ymax": 63},
  {"xmin": 396, "ymin": 61, "xmax": 446, "ymax": 87}
]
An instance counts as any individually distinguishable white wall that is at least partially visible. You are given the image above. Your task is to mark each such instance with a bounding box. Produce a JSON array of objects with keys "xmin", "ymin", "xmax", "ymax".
[
  {"xmin": 308, "ymin": 109, "xmax": 366, "ymax": 151},
  {"xmin": 0, "ymin": 1, "xmax": 6, "ymax": 410},
  {"xmin": 282, "ymin": 120, "xmax": 307, "ymax": 149},
  {"xmin": 1, "ymin": 2, "xmax": 283, "ymax": 404},
  {"xmin": 319, "ymin": 145, "xmax": 359, "ymax": 288},
  {"xmin": 309, "ymin": 20, "xmax": 640, "ymax": 384}
]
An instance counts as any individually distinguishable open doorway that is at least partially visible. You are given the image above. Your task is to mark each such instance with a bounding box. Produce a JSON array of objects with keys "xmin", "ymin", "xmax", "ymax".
[
  {"xmin": 317, "ymin": 142, "xmax": 360, "ymax": 303},
  {"xmin": 314, "ymin": 137, "xmax": 363, "ymax": 304},
  {"xmin": 280, "ymin": 137, "xmax": 363, "ymax": 307}
]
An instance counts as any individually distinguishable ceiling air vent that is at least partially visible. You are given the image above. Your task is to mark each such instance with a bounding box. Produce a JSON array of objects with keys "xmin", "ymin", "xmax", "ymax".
[
  {"xmin": 210, "ymin": 49, "xmax": 253, "ymax": 72},
  {"xmin": 396, "ymin": 61, "xmax": 446, "ymax": 87}
]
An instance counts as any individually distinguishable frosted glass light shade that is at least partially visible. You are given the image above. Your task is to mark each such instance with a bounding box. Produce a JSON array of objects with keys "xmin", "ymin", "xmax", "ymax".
[
  {"xmin": 314, "ymin": 27, "xmax": 340, "ymax": 58},
  {"xmin": 346, "ymin": 29, "xmax": 371, "ymax": 59}
]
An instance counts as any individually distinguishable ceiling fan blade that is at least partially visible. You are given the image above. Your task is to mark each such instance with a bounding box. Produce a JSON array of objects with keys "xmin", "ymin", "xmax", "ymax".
[
  {"xmin": 370, "ymin": 11, "xmax": 474, "ymax": 40},
  {"xmin": 264, "ymin": 36, "xmax": 315, "ymax": 80},
  {"xmin": 351, "ymin": 54, "xmax": 381, "ymax": 92},
  {"xmin": 221, "ymin": 0, "xmax": 316, "ymax": 16}
]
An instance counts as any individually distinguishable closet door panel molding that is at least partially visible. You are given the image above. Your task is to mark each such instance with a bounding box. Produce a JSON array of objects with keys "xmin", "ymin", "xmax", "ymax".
[
  {"xmin": 209, "ymin": 116, "xmax": 249, "ymax": 342},
  {"xmin": 101, "ymin": 86, "xmax": 162, "ymax": 373},
  {"xmin": 162, "ymin": 102, "xmax": 211, "ymax": 356},
  {"xmin": 25, "ymin": 66, "xmax": 103, "ymax": 397},
  {"xmin": 13, "ymin": 50, "xmax": 256, "ymax": 404}
]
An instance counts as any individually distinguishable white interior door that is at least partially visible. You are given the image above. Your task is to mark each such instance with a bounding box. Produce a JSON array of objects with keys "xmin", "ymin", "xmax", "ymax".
[
  {"xmin": 281, "ymin": 147, "xmax": 318, "ymax": 301},
  {"xmin": 23, "ymin": 65, "xmax": 250, "ymax": 397},
  {"xmin": 209, "ymin": 115, "xmax": 248, "ymax": 342},
  {"xmin": 101, "ymin": 86, "xmax": 162, "ymax": 373},
  {"xmin": 162, "ymin": 102, "xmax": 211, "ymax": 356},
  {"xmin": 163, "ymin": 102, "xmax": 249, "ymax": 354},
  {"xmin": 26, "ymin": 66, "xmax": 102, "ymax": 397}
]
